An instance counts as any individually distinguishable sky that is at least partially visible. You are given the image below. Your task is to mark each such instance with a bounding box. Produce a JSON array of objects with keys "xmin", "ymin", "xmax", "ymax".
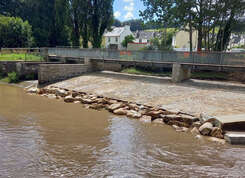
[{"xmin": 113, "ymin": 0, "xmax": 145, "ymax": 22}]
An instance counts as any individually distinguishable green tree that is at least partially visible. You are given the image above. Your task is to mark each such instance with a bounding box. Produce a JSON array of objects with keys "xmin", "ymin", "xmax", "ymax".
[
  {"xmin": 140, "ymin": 0, "xmax": 245, "ymax": 51},
  {"xmin": 123, "ymin": 19, "xmax": 144, "ymax": 31},
  {"xmin": 0, "ymin": 16, "xmax": 33, "ymax": 48},
  {"xmin": 89, "ymin": 0, "xmax": 114, "ymax": 48},
  {"xmin": 122, "ymin": 35, "xmax": 135, "ymax": 48},
  {"xmin": 113, "ymin": 19, "xmax": 122, "ymax": 27}
]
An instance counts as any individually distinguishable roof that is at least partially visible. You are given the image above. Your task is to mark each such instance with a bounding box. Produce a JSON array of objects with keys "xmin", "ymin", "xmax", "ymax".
[
  {"xmin": 134, "ymin": 31, "xmax": 162, "ymax": 40},
  {"xmin": 104, "ymin": 27, "xmax": 125, "ymax": 37}
]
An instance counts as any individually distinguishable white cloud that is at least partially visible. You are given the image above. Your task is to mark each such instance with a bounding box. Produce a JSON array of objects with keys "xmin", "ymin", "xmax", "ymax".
[
  {"xmin": 123, "ymin": 0, "xmax": 135, "ymax": 20},
  {"xmin": 124, "ymin": 12, "xmax": 134, "ymax": 20},
  {"xmin": 130, "ymin": 2, "xmax": 134, "ymax": 6},
  {"xmin": 114, "ymin": 11, "xmax": 121, "ymax": 18},
  {"xmin": 124, "ymin": 5, "xmax": 134, "ymax": 12}
]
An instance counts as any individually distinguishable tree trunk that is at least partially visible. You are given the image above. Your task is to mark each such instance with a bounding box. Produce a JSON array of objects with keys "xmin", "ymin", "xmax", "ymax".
[
  {"xmin": 197, "ymin": 27, "xmax": 203, "ymax": 52},
  {"xmin": 72, "ymin": 10, "xmax": 80, "ymax": 47},
  {"xmin": 81, "ymin": 23, "xmax": 89, "ymax": 48},
  {"xmin": 189, "ymin": 22, "xmax": 193, "ymax": 53}
]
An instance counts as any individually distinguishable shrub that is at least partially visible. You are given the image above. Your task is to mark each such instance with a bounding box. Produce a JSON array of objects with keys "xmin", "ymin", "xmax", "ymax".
[
  {"xmin": 122, "ymin": 35, "xmax": 135, "ymax": 48},
  {"xmin": 0, "ymin": 16, "xmax": 33, "ymax": 48},
  {"xmin": 7, "ymin": 72, "xmax": 19, "ymax": 83}
]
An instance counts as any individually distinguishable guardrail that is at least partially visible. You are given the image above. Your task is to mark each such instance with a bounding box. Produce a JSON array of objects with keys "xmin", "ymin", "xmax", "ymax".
[{"xmin": 47, "ymin": 48, "xmax": 245, "ymax": 66}]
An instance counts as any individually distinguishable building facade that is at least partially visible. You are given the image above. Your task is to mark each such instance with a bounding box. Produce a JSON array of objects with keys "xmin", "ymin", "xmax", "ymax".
[{"xmin": 104, "ymin": 26, "xmax": 132, "ymax": 49}]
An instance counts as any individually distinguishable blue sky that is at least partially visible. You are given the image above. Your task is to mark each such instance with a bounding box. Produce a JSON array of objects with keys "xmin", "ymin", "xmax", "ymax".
[{"xmin": 113, "ymin": 0, "xmax": 145, "ymax": 21}]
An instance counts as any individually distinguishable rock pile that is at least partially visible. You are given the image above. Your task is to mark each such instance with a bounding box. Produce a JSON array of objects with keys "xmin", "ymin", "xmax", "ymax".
[{"xmin": 27, "ymin": 86, "xmax": 226, "ymax": 144}]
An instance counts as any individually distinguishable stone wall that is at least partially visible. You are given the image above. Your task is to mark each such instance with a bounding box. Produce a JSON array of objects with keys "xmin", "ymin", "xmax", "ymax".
[
  {"xmin": 38, "ymin": 64, "xmax": 89, "ymax": 84},
  {"xmin": 0, "ymin": 61, "xmax": 62, "ymax": 79},
  {"xmin": 0, "ymin": 61, "xmax": 20, "ymax": 75}
]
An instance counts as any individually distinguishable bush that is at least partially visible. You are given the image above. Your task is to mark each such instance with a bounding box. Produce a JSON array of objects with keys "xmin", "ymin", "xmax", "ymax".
[
  {"xmin": 7, "ymin": 72, "xmax": 19, "ymax": 83},
  {"xmin": 0, "ymin": 16, "xmax": 33, "ymax": 48},
  {"xmin": 122, "ymin": 35, "xmax": 135, "ymax": 48}
]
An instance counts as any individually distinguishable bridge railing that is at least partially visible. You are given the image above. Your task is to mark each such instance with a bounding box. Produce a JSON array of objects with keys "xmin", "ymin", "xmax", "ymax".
[{"xmin": 47, "ymin": 47, "xmax": 245, "ymax": 66}]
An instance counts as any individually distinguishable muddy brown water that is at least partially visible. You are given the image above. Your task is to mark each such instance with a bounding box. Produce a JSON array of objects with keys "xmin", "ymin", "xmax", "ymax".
[{"xmin": 0, "ymin": 84, "xmax": 245, "ymax": 178}]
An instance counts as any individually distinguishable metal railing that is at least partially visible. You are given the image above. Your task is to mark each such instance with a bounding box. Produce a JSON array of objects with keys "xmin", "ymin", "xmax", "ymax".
[{"xmin": 47, "ymin": 47, "xmax": 245, "ymax": 66}]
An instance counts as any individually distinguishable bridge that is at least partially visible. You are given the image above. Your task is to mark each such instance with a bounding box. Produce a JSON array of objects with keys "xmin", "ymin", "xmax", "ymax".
[{"xmin": 45, "ymin": 47, "xmax": 245, "ymax": 83}]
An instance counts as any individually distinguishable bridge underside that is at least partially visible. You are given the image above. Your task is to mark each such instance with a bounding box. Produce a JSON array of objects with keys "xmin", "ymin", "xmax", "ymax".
[{"xmin": 45, "ymin": 55, "xmax": 245, "ymax": 84}]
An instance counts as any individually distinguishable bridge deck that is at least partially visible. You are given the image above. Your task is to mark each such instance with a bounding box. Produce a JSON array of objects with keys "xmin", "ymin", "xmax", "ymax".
[{"xmin": 48, "ymin": 55, "xmax": 245, "ymax": 70}]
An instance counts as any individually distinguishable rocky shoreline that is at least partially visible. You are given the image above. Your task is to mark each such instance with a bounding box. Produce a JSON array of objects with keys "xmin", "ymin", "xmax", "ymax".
[{"xmin": 27, "ymin": 86, "xmax": 226, "ymax": 144}]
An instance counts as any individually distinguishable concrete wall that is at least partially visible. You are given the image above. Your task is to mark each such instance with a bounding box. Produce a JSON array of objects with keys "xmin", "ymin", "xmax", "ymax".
[{"xmin": 38, "ymin": 64, "xmax": 89, "ymax": 84}]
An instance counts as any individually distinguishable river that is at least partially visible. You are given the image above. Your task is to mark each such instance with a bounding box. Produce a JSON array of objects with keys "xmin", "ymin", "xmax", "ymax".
[{"xmin": 0, "ymin": 84, "xmax": 245, "ymax": 177}]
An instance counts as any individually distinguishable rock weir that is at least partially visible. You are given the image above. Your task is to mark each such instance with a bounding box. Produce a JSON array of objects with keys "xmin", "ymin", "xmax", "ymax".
[{"xmin": 27, "ymin": 86, "xmax": 227, "ymax": 144}]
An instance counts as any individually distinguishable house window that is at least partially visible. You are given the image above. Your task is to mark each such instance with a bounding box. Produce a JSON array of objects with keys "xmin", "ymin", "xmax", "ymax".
[
  {"xmin": 116, "ymin": 37, "xmax": 118, "ymax": 42},
  {"xmin": 108, "ymin": 37, "xmax": 110, "ymax": 42}
]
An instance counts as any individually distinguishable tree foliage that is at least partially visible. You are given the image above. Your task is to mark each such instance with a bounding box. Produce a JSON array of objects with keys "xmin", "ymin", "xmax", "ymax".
[
  {"xmin": 140, "ymin": 0, "xmax": 245, "ymax": 51},
  {"xmin": 0, "ymin": 0, "xmax": 114, "ymax": 48},
  {"xmin": 122, "ymin": 35, "xmax": 135, "ymax": 48},
  {"xmin": 0, "ymin": 16, "xmax": 33, "ymax": 48}
]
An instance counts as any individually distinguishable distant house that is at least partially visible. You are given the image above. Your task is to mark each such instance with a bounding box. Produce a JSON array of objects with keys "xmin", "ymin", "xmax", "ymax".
[
  {"xmin": 133, "ymin": 31, "xmax": 162, "ymax": 44},
  {"xmin": 126, "ymin": 31, "xmax": 162, "ymax": 50},
  {"xmin": 104, "ymin": 25, "xmax": 132, "ymax": 49},
  {"xmin": 172, "ymin": 30, "xmax": 198, "ymax": 51}
]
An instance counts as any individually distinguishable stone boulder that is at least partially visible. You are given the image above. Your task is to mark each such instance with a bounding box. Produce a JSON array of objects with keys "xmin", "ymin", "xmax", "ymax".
[
  {"xmin": 64, "ymin": 95, "xmax": 75, "ymax": 103},
  {"xmin": 199, "ymin": 122, "xmax": 213, "ymax": 136},
  {"xmin": 126, "ymin": 110, "xmax": 142, "ymax": 119},
  {"xmin": 81, "ymin": 98, "xmax": 94, "ymax": 104},
  {"xmin": 191, "ymin": 127, "xmax": 200, "ymax": 135},
  {"xmin": 72, "ymin": 91, "xmax": 80, "ymax": 98},
  {"xmin": 89, "ymin": 104, "xmax": 104, "ymax": 110},
  {"xmin": 128, "ymin": 103, "xmax": 139, "ymax": 111},
  {"xmin": 145, "ymin": 110, "xmax": 163, "ymax": 119},
  {"xmin": 56, "ymin": 88, "xmax": 69, "ymax": 97},
  {"xmin": 211, "ymin": 127, "xmax": 224, "ymax": 139},
  {"xmin": 107, "ymin": 103, "xmax": 124, "ymax": 112},
  {"xmin": 27, "ymin": 87, "xmax": 37, "ymax": 94},
  {"xmin": 113, "ymin": 108, "xmax": 128, "ymax": 115}
]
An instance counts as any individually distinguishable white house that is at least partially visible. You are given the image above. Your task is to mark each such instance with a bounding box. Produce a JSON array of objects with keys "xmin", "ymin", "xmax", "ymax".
[{"xmin": 104, "ymin": 25, "xmax": 132, "ymax": 49}]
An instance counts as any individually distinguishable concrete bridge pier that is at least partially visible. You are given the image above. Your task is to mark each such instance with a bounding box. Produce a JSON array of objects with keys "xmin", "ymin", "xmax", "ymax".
[
  {"xmin": 172, "ymin": 63, "xmax": 192, "ymax": 83},
  {"xmin": 84, "ymin": 57, "xmax": 101, "ymax": 72}
]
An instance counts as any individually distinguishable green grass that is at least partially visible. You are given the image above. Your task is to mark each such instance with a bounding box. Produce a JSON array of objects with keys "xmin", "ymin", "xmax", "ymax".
[
  {"xmin": 0, "ymin": 53, "xmax": 43, "ymax": 61},
  {"xmin": 122, "ymin": 67, "xmax": 171, "ymax": 77},
  {"xmin": 0, "ymin": 76, "xmax": 10, "ymax": 83},
  {"xmin": 121, "ymin": 67, "xmax": 229, "ymax": 81},
  {"xmin": 0, "ymin": 72, "xmax": 19, "ymax": 83},
  {"xmin": 191, "ymin": 71, "xmax": 229, "ymax": 81}
]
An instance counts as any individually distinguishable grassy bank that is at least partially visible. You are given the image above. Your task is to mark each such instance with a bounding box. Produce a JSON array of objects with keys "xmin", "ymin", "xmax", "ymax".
[
  {"xmin": 122, "ymin": 67, "xmax": 229, "ymax": 81},
  {"xmin": 0, "ymin": 72, "xmax": 19, "ymax": 83},
  {"xmin": 122, "ymin": 68, "xmax": 171, "ymax": 77},
  {"xmin": 0, "ymin": 53, "xmax": 43, "ymax": 61}
]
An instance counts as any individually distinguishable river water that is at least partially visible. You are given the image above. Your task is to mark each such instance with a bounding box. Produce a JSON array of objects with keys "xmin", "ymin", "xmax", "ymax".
[{"xmin": 0, "ymin": 84, "xmax": 245, "ymax": 177}]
